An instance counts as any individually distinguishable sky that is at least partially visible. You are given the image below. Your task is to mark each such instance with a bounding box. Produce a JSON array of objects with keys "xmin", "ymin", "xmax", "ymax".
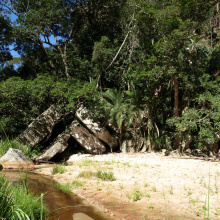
[{"xmin": 8, "ymin": 12, "xmax": 57, "ymax": 58}]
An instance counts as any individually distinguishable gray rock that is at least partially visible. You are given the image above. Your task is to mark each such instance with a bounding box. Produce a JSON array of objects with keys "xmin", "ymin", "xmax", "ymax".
[
  {"xmin": 69, "ymin": 120, "xmax": 106, "ymax": 154},
  {"xmin": 0, "ymin": 148, "xmax": 34, "ymax": 170},
  {"xmin": 73, "ymin": 213, "xmax": 94, "ymax": 220},
  {"xmin": 39, "ymin": 131, "xmax": 71, "ymax": 161},
  {"xmin": 39, "ymin": 120, "xmax": 106, "ymax": 160},
  {"xmin": 121, "ymin": 140, "xmax": 136, "ymax": 153},
  {"xmin": 76, "ymin": 107, "xmax": 118, "ymax": 152},
  {"xmin": 16, "ymin": 106, "xmax": 61, "ymax": 148}
]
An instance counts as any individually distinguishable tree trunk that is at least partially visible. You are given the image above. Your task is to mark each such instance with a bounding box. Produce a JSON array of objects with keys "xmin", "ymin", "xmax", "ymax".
[
  {"xmin": 173, "ymin": 73, "xmax": 179, "ymax": 117},
  {"xmin": 173, "ymin": 73, "xmax": 182, "ymax": 154}
]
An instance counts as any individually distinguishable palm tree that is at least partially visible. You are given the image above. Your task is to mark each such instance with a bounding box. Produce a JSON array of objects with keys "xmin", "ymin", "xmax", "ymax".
[{"xmin": 102, "ymin": 88, "xmax": 128, "ymax": 146}]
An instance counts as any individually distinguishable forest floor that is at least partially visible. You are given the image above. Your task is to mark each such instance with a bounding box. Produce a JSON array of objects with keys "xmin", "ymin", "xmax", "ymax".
[{"xmin": 33, "ymin": 152, "xmax": 220, "ymax": 220}]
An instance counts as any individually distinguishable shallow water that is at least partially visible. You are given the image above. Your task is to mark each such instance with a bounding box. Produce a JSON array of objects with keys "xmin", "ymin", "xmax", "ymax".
[{"xmin": 3, "ymin": 171, "xmax": 112, "ymax": 220}]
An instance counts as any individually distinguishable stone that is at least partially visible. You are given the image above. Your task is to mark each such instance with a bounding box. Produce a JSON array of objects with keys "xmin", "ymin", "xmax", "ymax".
[
  {"xmin": 121, "ymin": 140, "xmax": 135, "ymax": 153},
  {"xmin": 16, "ymin": 106, "xmax": 61, "ymax": 148},
  {"xmin": 75, "ymin": 107, "xmax": 118, "ymax": 152},
  {"xmin": 69, "ymin": 120, "xmax": 106, "ymax": 154},
  {"xmin": 73, "ymin": 213, "xmax": 94, "ymax": 220},
  {"xmin": 0, "ymin": 148, "xmax": 34, "ymax": 170},
  {"xmin": 39, "ymin": 120, "xmax": 106, "ymax": 160},
  {"xmin": 39, "ymin": 130, "xmax": 71, "ymax": 161}
]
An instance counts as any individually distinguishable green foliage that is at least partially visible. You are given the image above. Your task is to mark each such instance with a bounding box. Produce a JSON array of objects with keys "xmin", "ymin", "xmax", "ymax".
[
  {"xmin": 0, "ymin": 139, "xmax": 32, "ymax": 158},
  {"xmin": 1, "ymin": 0, "xmax": 219, "ymax": 154},
  {"xmin": 96, "ymin": 170, "xmax": 116, "ymax": 181},
  {"xmin": 167, "ymin": 90, "xmax": 220, "ymax": 146},
  {"xmin": 126, "ymin": 189, "xmax": 143, "ymax": 202},
  {"xmin": 0, "ymin": 74, "xmax": 98, "ymax": 136},
  {"xmin": 0, "ymin": 174, "xmax": 48, "ymax": 219}
]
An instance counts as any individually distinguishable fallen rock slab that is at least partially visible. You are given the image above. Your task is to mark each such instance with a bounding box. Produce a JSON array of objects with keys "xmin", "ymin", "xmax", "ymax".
[
  {"xmin": 76, "ymin": 107, "xmax": 117, "ymax": 151},
  {"xmin": 39, "ymin": 130, "xmax": 71, "ymax": 161},
  {"xmin": 69, "ymin": 120, "xmax": 106, "ymax": 154},
  {"xmin": 39, "ymin": 120, "xmax": 106, "ymax": 161},
  {"xmin": 0, "ymin": 148, "xmax": 34, "ymax": 170},
  {"xmin": 16, "ymin": 106, "xmax": 61, "ymax": 148}
]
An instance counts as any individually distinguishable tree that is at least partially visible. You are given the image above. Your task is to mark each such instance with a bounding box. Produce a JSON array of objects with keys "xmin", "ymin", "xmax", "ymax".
[{"xmin": 0, "ymin": 14, "xmax": 12, "ymax": 76}]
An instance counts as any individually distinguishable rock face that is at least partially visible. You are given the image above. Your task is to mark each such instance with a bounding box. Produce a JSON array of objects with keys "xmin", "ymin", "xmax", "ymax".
[
  {"xmin": 39, "ymin": 120, "xmax": 106, "ymax": 161},
  {"xmin": 16, "ymin": 106, "xmax": 61, "ymax": 148},
  {"xmin": 69, "ymin": 121, "xmax": 106, "ymax": 154},
  {"xmin": 75, "ymin": 107, "xmax": 118, "ymax": 152},
  {"xmin": 0, "ymin": 148, "xmax": 34, "ymax": 170},
  {"xmin": 39, "ymin": 130, "xmax": 71, "ymax": 161},
  {"xmin": 121, "ymin": 140, "xmax": 136, "ymax": 153}
]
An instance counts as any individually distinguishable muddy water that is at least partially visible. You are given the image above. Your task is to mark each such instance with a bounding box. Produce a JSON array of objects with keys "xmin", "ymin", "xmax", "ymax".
[{"xmin": 3, "ymin": 171, "xmax": 112, "ymax": 220}]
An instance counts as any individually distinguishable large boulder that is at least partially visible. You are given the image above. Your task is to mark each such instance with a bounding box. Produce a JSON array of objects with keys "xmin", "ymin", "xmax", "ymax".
[
  {"xmin": 69, "ymin": 120, "xmax": 106, "ymax": 154},
  {"xmin": 16, "ymin": 106, "xmax": 61, "ymax": 148},
  {"xmin": 0, "ymin": 148, "xmax": 34, "ymax": 170},
  {"xmin": 39, "ymin": 130, "xmax": 71, "ymax": 161},
  {"xmin": 39, "ymin": 120, "xmax": 106, "ymax": 161},
  {"xmin": 75, "ymin": 107, "xmax": 118, "ymax": 152}
]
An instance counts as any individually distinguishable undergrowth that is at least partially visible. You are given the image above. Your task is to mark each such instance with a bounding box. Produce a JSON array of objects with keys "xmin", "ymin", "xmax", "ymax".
[{"xmin": 0, "ymin": 174, "xmax": 48, "ymax": 219}]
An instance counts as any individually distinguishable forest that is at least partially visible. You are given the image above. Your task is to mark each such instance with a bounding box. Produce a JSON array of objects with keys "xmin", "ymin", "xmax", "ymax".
[{"xmin": 0, "ymin": 0, "xmax": 219, "ymax": 155}]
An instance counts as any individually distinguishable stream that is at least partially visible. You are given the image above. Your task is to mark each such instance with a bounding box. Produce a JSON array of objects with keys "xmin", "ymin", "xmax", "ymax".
[{"xmin": 3, "ymin": 171, "xmax": 112, "ymax": 220}]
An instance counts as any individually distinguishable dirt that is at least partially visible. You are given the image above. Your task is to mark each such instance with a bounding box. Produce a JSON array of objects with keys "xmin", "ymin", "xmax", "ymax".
[{"xmin": 32, "ymin": 152, "xmax": 220, "ymax": 220}]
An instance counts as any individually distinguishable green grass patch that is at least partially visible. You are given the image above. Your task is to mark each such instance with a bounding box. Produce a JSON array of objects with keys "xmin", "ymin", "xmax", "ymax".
[
  {"xmin": 126, "ymin": 189, "xmax": 142, "ymax": 202},
  {"xmin": 55, "ymin": 182, "xmax": 72, "ymax": 194},
  {"xmin": 72, "ymin": 180, "xmax": 84, "ymax": 188},
  {"xmin": 96, "ymin": 170, "xmax": 116, "ymax": 181},
  {"xmin": 52, "ymin": 164, "xmax": 66, "ymax": 175},
  {"xmin": 78, "ymin": 171, "xmax": 95, "ymax": 179},
  {"xmin": 78, "ymin": 159, "xmax": 94, "ymax": 167}
]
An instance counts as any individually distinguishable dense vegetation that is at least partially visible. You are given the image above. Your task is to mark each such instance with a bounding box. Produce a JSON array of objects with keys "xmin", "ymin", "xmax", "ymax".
[
  {"xmin": 0, "ymin": 174, "xmax": 48, "ymax": 219},
  {"xmin": 0, "ymin": 0, "xmax": 219, "ymax": 154}
]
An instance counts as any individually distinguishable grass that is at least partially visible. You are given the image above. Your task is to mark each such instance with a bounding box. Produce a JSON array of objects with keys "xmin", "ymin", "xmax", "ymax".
[
  {"xmin": 72, "ymin": 180, "xmax": 84, "ymax": 188},
  {"xmin": 96, "ymin": 170, "xmax": 116, "ymax": 181},
  {"xmin": 55, "ymin": 182, "xmax": 72, "ymax": 194},
  {"xmin": 126, "ymin": 189, "xmax": 142, "ymax": 202},
  {"xmin": 152, "ymin": 186, "xmax": 157, "ymax": 192},
  {"xmin": 169, "ymin": 185, "xmax": 173, "ymax": 195},
  {"xmin": 78, "ymin": 170, "xmax": 94, "ymax": 179},
  {"xmin": 0, "ymin": 174, "xmax": 48, "ymax": 220},
  {"xmin": 0, "ymin": 139, "xmax": 32, "ymax": 158},
  {"xmin": 78, "ymin": 159, "xmax": 94, "ymax": 167},
  {"xmin": 52, "ymin": 163, "xmax": 66, "ymax": 175}
]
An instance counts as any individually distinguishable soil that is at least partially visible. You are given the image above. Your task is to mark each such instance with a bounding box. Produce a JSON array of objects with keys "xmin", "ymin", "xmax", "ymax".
[{"xmin": 32, "ymin": 152, "xmax": 220, "ymax": 220}]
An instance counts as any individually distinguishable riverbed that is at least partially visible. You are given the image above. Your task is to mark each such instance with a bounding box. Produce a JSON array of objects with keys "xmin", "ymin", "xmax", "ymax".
[
  {"xmin": 32, "ymin": 152, "xmax": 220, "ymax": 220},
  {"xmin": 3, "ymin": 171, "xmax": 112, "ymax": 220}
]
